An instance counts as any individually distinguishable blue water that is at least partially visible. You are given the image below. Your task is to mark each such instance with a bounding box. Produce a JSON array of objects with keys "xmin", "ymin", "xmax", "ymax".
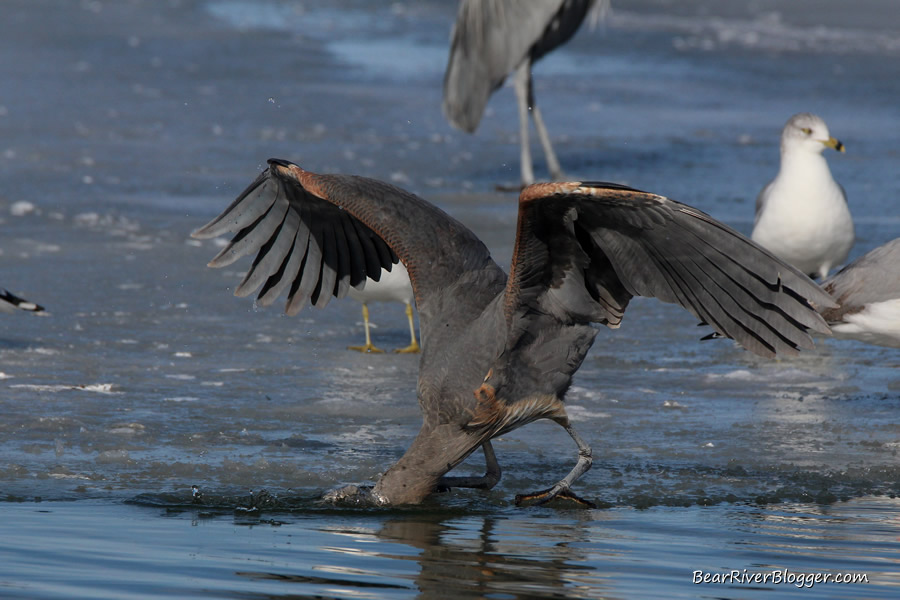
[
  {"xmin": 1, "ymin": 0, "xmax": 899, "ymax": 598},
  {"xmin": 1, "ymin": 498, "xmax": 897, "ymax": 599}
]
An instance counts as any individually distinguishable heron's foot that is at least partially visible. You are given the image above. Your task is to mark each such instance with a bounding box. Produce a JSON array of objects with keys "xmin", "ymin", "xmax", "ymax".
[
  {"xmin": 348, "ymin": 342, "xmax": 385, "ymax": 354},
  {"xmin": 515, "ymin": 484, "xmax": 596, "ymax": 509},
  {"xmin": 393, "ymin": 341, "xmax": 420, "ymax": 354}
]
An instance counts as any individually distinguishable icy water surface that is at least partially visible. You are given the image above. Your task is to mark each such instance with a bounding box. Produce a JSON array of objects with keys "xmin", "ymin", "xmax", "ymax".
[{"xmin": 1, "ymin": 0, "xmax": 899, "ymax": 598}]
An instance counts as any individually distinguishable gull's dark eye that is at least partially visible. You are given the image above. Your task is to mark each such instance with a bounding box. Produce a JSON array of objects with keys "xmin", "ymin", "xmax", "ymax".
[{"xmin": 801, "ymin": 127, "xmax": 813, "ymax": 135}]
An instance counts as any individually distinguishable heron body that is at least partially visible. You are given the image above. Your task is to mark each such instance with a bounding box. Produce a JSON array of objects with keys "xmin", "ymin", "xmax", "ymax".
[
  {"xmin": 751, "ymin": 113, "xmax": 854, "ymax": 280},
  {"xmin": 195, "ymin": 159, "xmax": 834, "ymax": 507},
  {"xmin": 820, "ymin": 238, "xmax": 900, "ymax": 348},
  {"xmin": 443, "ymin": 0, "xmax": 604, "ymax": 186},
  {"xmin": 0, "ymin": 288, "xmax": 44, "ymax": 314},
  {"xmin": 346, "ymin": 262, "xmax": 420, "ymax": 354}
]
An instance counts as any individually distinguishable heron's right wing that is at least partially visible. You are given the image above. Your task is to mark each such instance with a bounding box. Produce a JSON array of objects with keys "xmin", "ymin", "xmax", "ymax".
[
  {"xmin": 503, "ymin": 181, "xmax": 836, "ymax": 359},
  {"xmin": 442, "ymin": 0, "xmax": 567, "ymax": 132},
  {"xmin": 192, "ymin": 159, "xmax": 499, "ymax": 321}
]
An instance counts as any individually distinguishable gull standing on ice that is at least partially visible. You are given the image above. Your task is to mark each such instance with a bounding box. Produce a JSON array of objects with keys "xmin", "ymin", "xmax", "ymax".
[
  {"xmin": 751, "ymin": 113, "xmax": 853, "ymax": 280},
  {"xmin": 347, "ymin": 262, "xmax": 420, "ymax": 354}
]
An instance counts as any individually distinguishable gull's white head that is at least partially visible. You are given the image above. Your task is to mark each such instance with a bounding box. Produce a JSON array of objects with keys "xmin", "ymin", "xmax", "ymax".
[{"xmin": 781, "ymin": 112, "xmax": 845, "ymax": 155}]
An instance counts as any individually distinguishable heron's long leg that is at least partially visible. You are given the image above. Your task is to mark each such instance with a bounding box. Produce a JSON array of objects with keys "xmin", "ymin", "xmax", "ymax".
[
  {"xmin": 526, "ymin": 68, "xmax": 563, "ymax": 181},
  {"xmin": 438, "ymin": 441, "xmax": 502, "ymax": 490},
  {"xmin": 513, "ymin": 61, "xmax": 535, "ymax": 186},
  {"xmin": 515, "ymin": 421, "xmax": 595, "ymax": 508},
  {"xmin": 348, "ymin": 303, "xmax": 385, "ymax": 353},
  {"xmin": 393, "ymin": 301, "xmax": 420, "ymax": 354}
]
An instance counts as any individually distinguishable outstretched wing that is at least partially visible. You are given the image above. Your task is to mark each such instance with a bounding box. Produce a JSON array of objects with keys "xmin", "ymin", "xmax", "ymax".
[
  {"xmin": 192, "ymin": 159, "xmax": 498, "ymax": 323},
  {"xmin": 504, "ymin": 181, "xmax": 836, "ymax": 358}
]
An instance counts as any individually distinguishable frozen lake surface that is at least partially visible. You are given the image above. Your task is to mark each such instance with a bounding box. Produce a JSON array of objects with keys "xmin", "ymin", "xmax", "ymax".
[{"xmin": 1, "ymin": 0, "xmax": 899, "ymax": 598}]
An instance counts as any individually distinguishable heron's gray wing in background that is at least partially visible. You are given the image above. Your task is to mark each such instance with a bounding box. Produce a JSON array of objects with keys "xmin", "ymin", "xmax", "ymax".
[
  {"xmin": 192, "ymin": 159, "xmax": 498, "ymax": 323},
  {"xmin": 0, "ymin": 288, "xmax": 44, "ymax": 314},
  {"xmin": 443, "ymin": 0, "xmax": 568, "ymax": 132},
  {"xmin": 821, "ymin": 237, "xmax": 900, "ymax": 322},
  {"xmin": 504, "ymin": 182, "xmax": 837, "ymax": 358}
]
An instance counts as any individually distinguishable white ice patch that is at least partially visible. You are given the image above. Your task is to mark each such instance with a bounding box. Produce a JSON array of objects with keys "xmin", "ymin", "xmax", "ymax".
[
  {"xmin": 10, "ymin": 383, "xmax": 119, "ymax": 394},
  {"xmin": 662, "ymin": 400, "xmax": 688, "ymax": 410},
  {"xmin": 566, "ymin": 405, "xmax": 611, "ymax": 420},
  {"xmin": 10, "ymin": 201, "xmax": 35, "ymax": 216},
  {"xmin": 108, "ymin": 423, "xmax": 144, "ymax": 435},
  {"xmin": 706, "ymin": 369, "xmax": 756, "ymax": 381}
]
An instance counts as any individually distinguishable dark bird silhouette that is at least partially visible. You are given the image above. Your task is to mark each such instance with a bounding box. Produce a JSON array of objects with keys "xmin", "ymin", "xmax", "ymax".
[
  {"xmin": 193, "ymin": 159, "xmax": 834, "ymax": 507},
  {"xmin": 443, "ymin": 0, "xmax": 605, "ymax": 187},
  {"xmin": 819, "ymin": 238, "xmax": 900, "ymax": 348},
  {"xmin": 0, "ymin": 288, "xmax": 44, "ymax": 314}
]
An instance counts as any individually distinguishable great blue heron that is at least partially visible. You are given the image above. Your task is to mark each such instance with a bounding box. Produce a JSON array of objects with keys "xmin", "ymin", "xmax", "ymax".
[
  {"xmin": 443, "ymin": 0, "xmax": 606, "ymax": 187},
  {"xmin": 194, "ymin": 158, "xmax": 834, "ymax": 507},
  {"xmin": 0, "ymin": 288, "xmax": 44, "ymax": 314},
  {"xmin": 751, "ymin": 113, "xmax": 853, "ymax": 280},
  {"xmin": 820, "ymin": 238, "xmax": 900, "ymax": 348},
  {"xmin": 346, "ymin": 262, "xmax": 420, "ymax": 354}
]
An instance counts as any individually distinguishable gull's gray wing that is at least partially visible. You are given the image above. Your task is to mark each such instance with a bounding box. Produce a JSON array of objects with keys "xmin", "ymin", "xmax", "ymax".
[
  {"xmin": 821, "ymin": 237, "xmax": 900, "ymax": 322},
  {"xmin": 504, "ymin": 181, "xmax": 836, "ymax": 358},
  {"xmin": 754, "ymin": 181, "xmax": 774, "ymax": 223}
]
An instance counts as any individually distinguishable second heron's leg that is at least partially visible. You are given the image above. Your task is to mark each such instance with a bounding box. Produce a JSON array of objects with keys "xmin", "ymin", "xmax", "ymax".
[
  {"xmin": 393, "ymin": 301, "xmax": 420, "ymax": 354},
  {"xmin": 438, "ymin": 441, "xmax": 502, "ymax": 490},
  {"xmin": 525, "ymin": 64, "xmax": 563, "ymax": 181},
  {"xmin": 513, "ymin": 61, "xmax": 535, "ymax": 187},
  {"xmin": 515, "ymin": 420, "xmax": 594, "ymax": 508},
  {"xmin": 530, "ymin": 102, "xmax": 563, "ymax": 181},
  {"xmin": 348, "ymin": 303, "xmax": 385, "ymax": 353}
]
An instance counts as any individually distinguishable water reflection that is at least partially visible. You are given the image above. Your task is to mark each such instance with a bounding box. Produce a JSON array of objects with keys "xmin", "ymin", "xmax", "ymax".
[{"xmin": 232, "ymin": 510, "xmax": 617, "ymax": 599}]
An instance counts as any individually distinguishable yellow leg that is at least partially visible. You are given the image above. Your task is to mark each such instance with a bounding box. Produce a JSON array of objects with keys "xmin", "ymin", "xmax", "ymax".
[
  {"xmin": 348, "ymin": 304, "xmax": 385, "ymax": 353},
  {"xmin": 394, "ymin": 301, "xmax": 420, "ymax": 354}
]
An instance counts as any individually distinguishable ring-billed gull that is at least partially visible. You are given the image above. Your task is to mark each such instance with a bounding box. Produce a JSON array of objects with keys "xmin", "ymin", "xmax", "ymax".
[
  {"xmin": 193, "ymin": 158, "xmax": 833, "ymax": 507},
  {"xmin": 751, "ymin": 113, "xmax": 853, "ymax": 280}
]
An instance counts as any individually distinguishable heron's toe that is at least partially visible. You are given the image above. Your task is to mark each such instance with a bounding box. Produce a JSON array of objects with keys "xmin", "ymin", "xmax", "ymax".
[{"xmin": 515, "ymin": 486, "xmax": 596, "ymax": 509}]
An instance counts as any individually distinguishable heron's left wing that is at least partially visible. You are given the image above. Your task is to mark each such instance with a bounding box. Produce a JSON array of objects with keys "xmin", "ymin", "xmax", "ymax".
[
  {"xmin": 192, "ymin": 159, "xmax": 500, "ymax": 323},
  {"xmin": 504, "ymin": 182, "xmax": 836, "ymax": 358}
]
